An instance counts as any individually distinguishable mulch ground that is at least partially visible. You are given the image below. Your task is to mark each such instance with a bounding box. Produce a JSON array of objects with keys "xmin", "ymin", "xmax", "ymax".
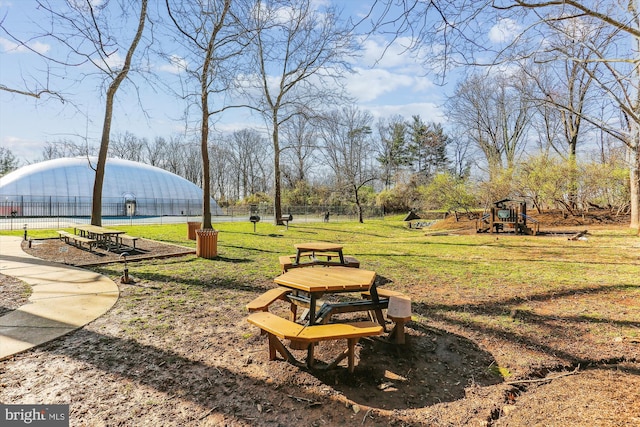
[{"xmin": 22, "ymin": 237, "xmax": 195, "ymax": 267}]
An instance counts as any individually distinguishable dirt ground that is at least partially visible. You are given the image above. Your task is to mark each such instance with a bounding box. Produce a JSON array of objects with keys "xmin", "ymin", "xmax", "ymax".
[{"xmin": 1, "ymin": 211, "xmax": 639, "ymax": 426}]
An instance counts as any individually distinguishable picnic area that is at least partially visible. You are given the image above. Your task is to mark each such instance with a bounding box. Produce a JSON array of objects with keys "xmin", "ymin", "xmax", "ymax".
[{"xmin": 1, "ymin": 210, "xmax": 639, "ymax": 426}]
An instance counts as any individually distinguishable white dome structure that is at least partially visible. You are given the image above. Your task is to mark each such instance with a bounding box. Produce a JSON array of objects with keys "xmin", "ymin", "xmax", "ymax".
[{"xmin": 0, "ymin": 157, "xmax": 221, "ymax": 217}]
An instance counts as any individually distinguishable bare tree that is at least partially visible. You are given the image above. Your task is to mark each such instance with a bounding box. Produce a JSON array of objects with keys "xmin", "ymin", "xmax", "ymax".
[
  {"xmin": 161, "ymin": 135, "xmax": 184, "ymax": 176},
  {"xmin": 40, "ymin": 139, "xmax": 97, "ymax": 160},
  {"xmin": 164, "ymin": 0, "xmax": 240, "ymax": 230},
  {"xmin": 83, "ymin": 0, "xmax": 148, "ymax": 226},
  {"xmin": 182, "ymin": 143, "xmax": 203, "ymax": 186},
  {"xmin": 446, "ymin": 71, "xmax": 533, "ymax": 180},
  {"xmin": 280, "ymin": 114, "xmax": 319, "ymax": 188},
  {"xmin": 242, "ymin": 0, "xmax": 355, "ymax": 224},
  {"xmin": 226, "ymin": 129, "xmax": 271, "ymax": 199},
  {"xmin": 523, "ymin": 16, "xmax": 612, "ymax": 211},
  {"xmin": 209, "ymin": 142, "xmax": 235, "ymax": 203},
  {"xmin": 448, "ymin": 129, "xmax": 473, "ymax": 179},
  {"xmin": 319, "ymin": 106, "xmax": 377, "ymax": 223},
  {"xmin": 368, "ymin": 0, "xmax": 640, "ymax": 229},
  {"xmin": 496, "ymin": 1, "xmax": 640, "ymax": 228},
  {"xmin": 2, "ymin": 0, "xmax": 149, "ymax": 226},
  {"xmin": 145, "ymin": 137, "xmax": 168, "ymax": 167},
  {"xmin": 0, "ymin": 13, "xmax": 65, "ymax": 103},
  {"xmin": 109, "ymin": 131, "xmax": 145, "ymax": 161}
]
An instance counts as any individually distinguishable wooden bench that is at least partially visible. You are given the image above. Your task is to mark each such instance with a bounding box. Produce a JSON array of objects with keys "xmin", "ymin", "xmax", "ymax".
[
  {"xmin": 116, "ymin": 234, "xmax": 139, "ymax": 249},
  {"xmin": 56, "ymin": 230, "xmax": 71, "ymax": 243},
  {"xmin": 278, "ymin": 215, "xmax": 293, "ymax": 229},
  {"xmin": 246, "ymin": 288, "xmax": 291, "ymax": 312},
  {"xmin": 71, "ymin": 235, "xmax": 97, "ymax": 252},
  {"xmin": 279, "ymin": 254, "xmax": 360, "ymax": 273},
  {"xmin": 247, "ymin": 311, "xmax": 383, "ymax": 372}
]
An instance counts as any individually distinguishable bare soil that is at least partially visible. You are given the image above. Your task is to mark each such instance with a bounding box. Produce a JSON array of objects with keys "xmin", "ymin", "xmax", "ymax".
[{"xmin": 1, "ymin": 212, "xmax": 639, "ymax": 426}]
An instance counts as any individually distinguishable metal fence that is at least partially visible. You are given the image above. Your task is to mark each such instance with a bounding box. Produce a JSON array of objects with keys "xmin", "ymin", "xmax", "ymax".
[
  {"xmin": 0, "ymin": 202, "xmax": 384, "ymax": 230},
  {"xmin": 0, "ymin": 197, "xmax": 204, "ymax": 218}
]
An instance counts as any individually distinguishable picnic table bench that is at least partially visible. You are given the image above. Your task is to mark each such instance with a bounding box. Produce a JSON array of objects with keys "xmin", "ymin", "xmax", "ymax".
[
  {"xmin": 247, "ymin": 311, "xmax": 383, "ymax": 372},
  {"xmin": 57, "ymin": 230, "xmax": 71, "ymax": 243},
  {"xmin": 58, "ymin": 230, "xmax": 97, "ymax": 252},
  {"xmin": 246, "ymin": 288, "xmax": 292, "ymax": 312},
  {"xmin": 115, "ymin": 234, "xmax": 139, "ymax": 249},
  {"xmin": 278, "ymin": 254, "xmax": 360, "ymax": 273}
]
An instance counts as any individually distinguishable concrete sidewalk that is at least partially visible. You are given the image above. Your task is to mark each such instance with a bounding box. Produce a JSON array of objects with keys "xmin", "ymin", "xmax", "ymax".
[{"xmin": 0, "ymin": 236, "xmax": 119, "ymax": 360}]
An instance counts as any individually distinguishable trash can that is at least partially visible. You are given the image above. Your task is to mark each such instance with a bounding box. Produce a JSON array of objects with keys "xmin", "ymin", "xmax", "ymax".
[
  {"xmin": 196, "ymin": 229, "xmax": 218, "ymax": 259},
  {"xmin": 187, "ymin": 221, "xmax": 201, "ymax": 240}
]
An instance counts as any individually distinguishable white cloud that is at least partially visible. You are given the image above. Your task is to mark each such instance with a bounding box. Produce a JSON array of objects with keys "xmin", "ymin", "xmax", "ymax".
[
  {"xmin": 0, "ymin": 37, "xmax": 50, "ymax": 55},
  {"xmin": 367, "ymin": 102, "xmax": 445, "ymax": 123},
  {"xmin": 488, "ymin": 18, "xmax": 520, "ymax": 44},
  {"xmin": 158, "ymin": 55, "xmax": 187, "ymax": 74},
  {"xmin": 356, "ymin": 35, "xmax": 419, "ymax": 70},
  {"xmin": 345, "ymin": 67, "xmax": 433, "ymax": 103},
  {"xmin": 1, "ymin": 136, "xmax": 46, "ymax": 162},
  {"xmin": 311, "ymin": 0, "xmax": 331, "ymax": 8},
  {"xmin": 104, "ymin": 52, "xmax": 124, "ymax": 69}
]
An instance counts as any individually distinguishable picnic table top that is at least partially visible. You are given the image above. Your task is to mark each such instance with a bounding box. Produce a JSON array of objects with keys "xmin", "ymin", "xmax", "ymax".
[
  {"xmin": 75, "ymin": 224, "xmax": 124, "ymax": 235},
  {"xmin": 294, "ymin": 242, "xmax": 343, "ymax": 253},
  {"xmin": 274, "ymin": 266, "xmax": 375, "ymax": 293}
]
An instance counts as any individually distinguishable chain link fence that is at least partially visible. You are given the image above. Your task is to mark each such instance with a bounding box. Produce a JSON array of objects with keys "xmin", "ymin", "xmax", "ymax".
[{"xmin": 0, "ymin": 201, "xmax": 384, "ymax": 230}]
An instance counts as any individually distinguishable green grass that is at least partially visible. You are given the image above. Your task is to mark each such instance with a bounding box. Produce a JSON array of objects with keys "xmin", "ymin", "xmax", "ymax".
[{"xmin": 9, "ymin": 219, "xmax": 639, "ymax": 301}]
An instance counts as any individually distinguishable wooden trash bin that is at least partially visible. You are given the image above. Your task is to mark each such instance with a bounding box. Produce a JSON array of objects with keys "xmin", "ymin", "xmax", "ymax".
[
  {"xmin": 187, "ymin": 221, "xmax": 201, "ymax": 240},
  {"xmin": 196, "ymin": 229, "xmax": 218, "ymax": 259}
]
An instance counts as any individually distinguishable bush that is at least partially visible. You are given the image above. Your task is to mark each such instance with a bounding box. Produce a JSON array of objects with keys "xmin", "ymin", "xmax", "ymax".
[{"xmin": 420, "ymin": 172, "xmax": 477, "ymax": 212}]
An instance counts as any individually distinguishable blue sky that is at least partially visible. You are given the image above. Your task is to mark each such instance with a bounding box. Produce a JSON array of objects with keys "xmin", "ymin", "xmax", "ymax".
[{"xmin": 0, "ymin": 1, "xmax": 508, "ymax": 164}]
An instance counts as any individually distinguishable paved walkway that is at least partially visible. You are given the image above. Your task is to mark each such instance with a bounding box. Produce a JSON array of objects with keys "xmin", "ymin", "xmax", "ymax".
[{"xmin": 0, "ymin": 236, "xmax": 119, "ymax": 360}]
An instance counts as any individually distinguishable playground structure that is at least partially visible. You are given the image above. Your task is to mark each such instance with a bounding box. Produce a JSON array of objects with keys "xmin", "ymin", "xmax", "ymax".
[{"xmin": 476, "ymin": 199, "xmax": 539, "ymax": 235}]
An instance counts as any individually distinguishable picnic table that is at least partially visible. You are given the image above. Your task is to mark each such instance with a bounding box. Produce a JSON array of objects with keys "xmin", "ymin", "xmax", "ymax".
[
  {"xmin": 74, "ymin": 224, "xmax": 125, "ymax": 250},
  {"xmin": 273, "ymin": 266, "xmax": 386, "ymax": 327},
  {"xmin": 247, "ymin": 265, "xmax": 412, "ymax": 371},
  {"xmin": 293, "ymin": 242, "xmax": 345, "ymax": 265}
]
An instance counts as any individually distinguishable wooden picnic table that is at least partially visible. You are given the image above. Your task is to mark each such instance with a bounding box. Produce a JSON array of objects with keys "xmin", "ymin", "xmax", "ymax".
[
  {"xmin": 293, "ymin": 242, "xmax": 345, "ymax": 265},
  {"xmin": 74, "ymin": 224, "xmax": 125, "ymax": 250},
  {"xmin": 274, "ymin": 266, "xmax": 386, "ymax": 327}
]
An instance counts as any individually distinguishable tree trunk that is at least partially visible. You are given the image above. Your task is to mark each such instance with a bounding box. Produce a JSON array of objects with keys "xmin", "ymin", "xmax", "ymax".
[
  {"xmin": 273, "ymin": 117, "xmax": 283, "ymax": 225},
  {"xmin": 631, "ymin": 0, "xmax": 640, "ymax": 232},
  {"xmin": 630, "ymin": 136, "xmax": 640, "ymax": 230},
  {"xmin": 89, "ymin": 0, "xmax": 147, "ymax": 226},
  {"xmin": 201, "ymin": 107, "xmax": 212, "ymax": 229},
  {"xmin": 200, "ymin": 63, "xmax": 212, "ymax": 229},
  {"xmin": 90, "ymin": 88, "xmax": 116, "ymax": 226},
  {"xmin": 354, "ymin": 185, "xmax": 364, "ymax": 223}
]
